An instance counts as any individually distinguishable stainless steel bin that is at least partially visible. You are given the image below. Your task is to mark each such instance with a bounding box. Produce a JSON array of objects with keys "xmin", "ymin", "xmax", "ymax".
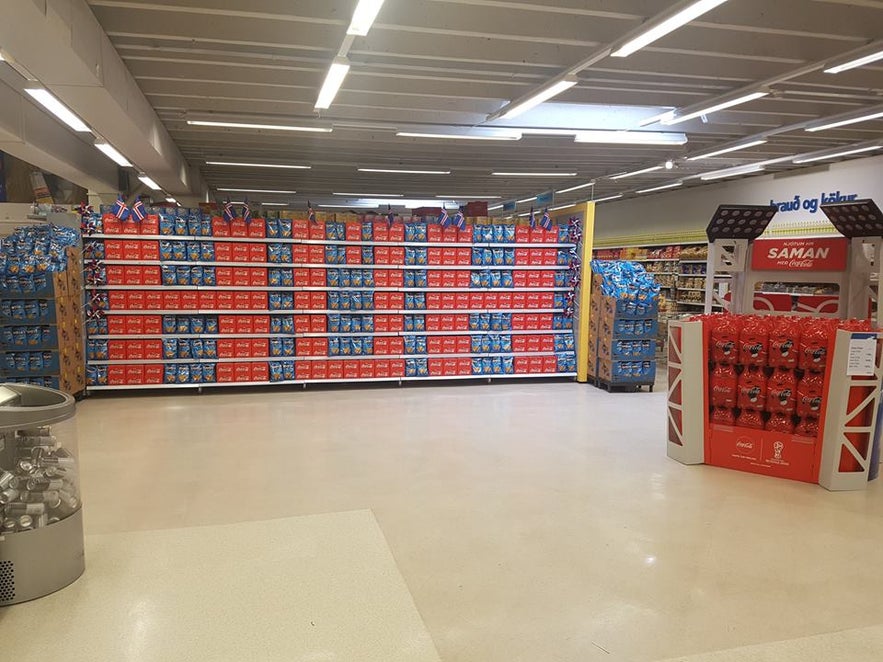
[{"xmin": 0, "ymin": 384, "xmax": 84, "ymax": 605}]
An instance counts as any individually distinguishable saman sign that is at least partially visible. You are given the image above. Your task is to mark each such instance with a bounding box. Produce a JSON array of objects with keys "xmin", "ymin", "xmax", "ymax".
[{"xmin": 751, "ymin": 238, "xmax": 848, "ymax": 271}]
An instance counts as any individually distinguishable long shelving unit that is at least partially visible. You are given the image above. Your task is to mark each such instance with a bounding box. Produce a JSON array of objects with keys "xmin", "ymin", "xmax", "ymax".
[{"xmin": 84, "ymin": 214, "xmax": 581, "ymax": 389}]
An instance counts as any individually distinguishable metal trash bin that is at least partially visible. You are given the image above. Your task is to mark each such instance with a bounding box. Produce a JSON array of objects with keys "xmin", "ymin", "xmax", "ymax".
[{"xmin": 0, "ymin": 384, "xmax": 84, "ymax": 605}]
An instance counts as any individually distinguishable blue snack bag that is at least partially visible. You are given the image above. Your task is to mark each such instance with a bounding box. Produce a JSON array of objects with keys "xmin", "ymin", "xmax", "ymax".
[
  {"xmin": 191, "ymin": 339, "xmax": 205, "ymax": 360},
  {"xmin": 340, "ymin": 315, "xmax": 353, "ymax": 333},
  {"xmin": 362, "ymin": 247, "xmax": 373, "ymax": 265},
  {"xmin": 471, "ymin": 248, "xmax": 483, "ymax": 265},
  {"xmin": 501, "ymin": 335, "xmax": 512, "ymax": 353},
  {"xmin": 281, "ymin": 293, "xmax": 293, "ymax": 310},
  {"xmin": 327, "ymin": 269, "xmax": 339, "ymax": 287},
  {"xmin": 270, "ymin": 338, "xmax": 283, "ymax": 357},
  {"xmin": 493, "ymin": 224, "xmax": 505, "ymax": 243},
  {"xmin": 172, "ymin": 241, "xmax": 186, "ymax": 260},
  {"xmin": 351, "ymin": 270, "xmax": 363, "ymax": 288},
  {"xmin": 364, "ymin": 337, "xmax": 374, "ymax": 355},
  {"xmin": 328, "ymin": 337, "xmax": 340, "ymax": 356},
  {"xmin": 351, "ymin": 316, "xmax": 362, "ymax": 333},
  {"xmin": 190, "ymin": 265, "xmax": 203, "ymax": 286},
  {"xmin": 406, "ymin": 359, "xmax": 417, "ymax": 377},
  {"xmin": 203, "ymin": 267, "xmax": 216, "ymax": 286},
  {"xmin": 340, "ymin": 291, "xmax": 352, "ymax": 310},
  {"xmin": 204, "ymin": 340, "xmax": 218, "ymax": 359},
  {"xmin": 489, "ymin": 334, "xmax": 501, "ymax": 353},
  {"xmin": 270, "ymin": 317, "xmax": 282, "ymax": 334},
  {"xmin": 414, "ymin": 293, "xmax": 426, "ymax": 309},
  {"xmin": 504, "ymin": 249, "xmax": 515, "ymax": 266},
  {"xmin": 470, "ymin": 271, "xmax": 482, "ymax": 288},
  {"xmin": 482, "ymin": 335, "xmax": 493, "ymax": 353},
  {"xmin": 490, "ymin": 270, "xmax": 502, "ymax": 288},
  {"xmin": 471, "ymin": 335, "xmax": 483, "ymax": 353},
  {"xmin": 283, "ymin": 361, "xmax": 295, "ymax": 381},
  {"xmin": 279, "ymin": 218, "xmax": 292, "ymax": 238},
  {"xmin": 492, "ymin": 249, "xmax": 505, "ymax": 266},
  {"xmin": 404, "ymin": 336, "xmax": 416, "ymax": 354},
  {"xmin": 205, "ymin": 316, "xmax": 218, "ymax": 333},
  {"xmin": 362, "ymin": 316, "xmax": 374, "ymax": 332},
  {"xmin": 492, "ymin": 357, "xmax": 504, "ymax": 374},
  {"xmin": 162, "ymin": 265, "xmax": 177, "ymax": 286},
  {"xmin": 188, "ymin": 216, "xmax": 201, "ymax": 237},
  {"xmin": 413, "ymin": 315, "xmax": 425, "ymax": 331},
  {"xmin": 266, "ymin": 218, "xmax": 280, "ymax": 238},
  {"xmin": 405, "ymin": 248, "xmax": 416, "ymax": 265},
  {"xmin": 282, "ymin": 338, "xmax": 295, "ymax": 356},
  {"xmin": 164, "ymin": 364, "xmax": 178, "ymax": 384},
  {"xmin": 482, "ymin": 357, "xmax": 494, "ymax": 375},
  {"xmin": 340, "ymin": 338, "xmax": 352, "ymax": 356},
  {"xmin": 415, "ymin": 271, "xmax": 427, "ymax": 288},
  {"xmin": 175, "ymin": 217, "xmax": 188, "ymax": 236},
  {"xmin": 404, "ymin": 270, "xmax": 415, "ymax": 288},
  {"xmin": 472, "ymin": 225, "xmax": 483, "ymax": 243},
  {"xmin": 480, "ymin": 271, "xmax": 491, "ymax": 288},
  {"xmin": 159, "ymin": 241, "xmax": 173, "ymax": 260},
  {"xmin": 281, "ymin": 315, "xmax": 294, "ymax": 334},
  {"xmin": 490, "ymin": 313, "xmax": 502, "ymax": 331},
  {"xmin": 187, "ymin": 242, "xmax": 201, "ymax": 261},
  {"xmin": 363, "ymin": 270, "xmax": 374, "ymax": 287},
  {"xmin": 351, "ymin": 338, "xmax": 363, "ymax": 356},
  {"xmin": 201, "ymin": 242, "xmax": 215, "ymax": 261},
  {"xmin": 176, "ymin": 317, "xmax": 191, "ymax": 334},
  {"xmin": 268, "ymin": 292, "xmax": 282, "ymax": 310},
  {"xmin": 469, "ymin": 313, "xmax": 480, "ymax": 330},
  {"xmin": 483, "ymin": 248, "xmax": 494, "ymax": 265},
  {"xmin": 471, "ymin": 358, "xmax": 483, "ymax": 375},
  {"xmin": 281, "ymin": 269, "xmax": 293, "ymax": 287},
  {"xmin": 328, "ymin": 314, "xmax": 341, "ymax": 333},
  {"xmin": 163, "ymin": 338, "xmax": 178, "ymax": 359},
  {"xmin": 328, "ymin": 291, "xmax": 340, "ymax": 310},
  {"xmin": 270, "ymin": 362, "xmax": 284, "ymax": 382},
  {"xmin": 479, "ymin": 314, "xmax": 491, "ymax": 331},
  {"xmin": 416, "ymin": 359, "xmax": 429, "ymax": 376},
  {"xmin": 163, "ymin": 316, "xmax": 176, "ymax": 334},
  {"xmin": 501, "ymin": 271, "xmax": 514, "ymax": 288},
  {"xmin": 416, "ymin": 248, "xmax": 428, "ymax": 265},
  {"xmin": 176, "ymin": 266, "xmax": 191, "ymax": 286},
  {"xmin": 405, "ymin": 293, "xmax": 415, "ymax": 310},
  {"xmin": 340, "ymin": 269, "xmax": 352, "ymax": 288},
  {"xmin": 178, "ymin": 339, "xmax": 192, "ymax": 359},
  {"xmin": 176, "ymin": 364, "xmax": 190, "ymax": 384},
  {"xmin": 269, "ymin": 269, "xmax": 282, "ymax": 287},
  {"xmin": 416, "ymin": 336, "xmax": 427, "ymax": 354},
  {"xmin": 404, "ymin": 315, "xmax": 414, "ymax": 332},
  {"xmin": 160, "ymin": 215, "xmax": 174, "ymax": 235},
  {"xmin": 504, "ymin": 225, "xmax": 516, "ymax": 243},
  {"xmin": 189, "ymin": 363, "xmax": 203, "ymax": 383}
]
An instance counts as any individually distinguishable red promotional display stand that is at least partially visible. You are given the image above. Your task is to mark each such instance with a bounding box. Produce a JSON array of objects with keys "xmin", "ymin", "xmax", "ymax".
[{"xmin": 667, "ymin": 200, "xmax": 883, "ymax": 491}]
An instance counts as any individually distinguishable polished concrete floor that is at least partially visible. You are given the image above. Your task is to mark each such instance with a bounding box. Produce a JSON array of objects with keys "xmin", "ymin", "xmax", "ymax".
[{"xmin": 4, "ymin": 381, "xmax": 883, "ymax": 661}]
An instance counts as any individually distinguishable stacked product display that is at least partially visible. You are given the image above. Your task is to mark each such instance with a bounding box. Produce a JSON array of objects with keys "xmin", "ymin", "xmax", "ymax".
[
  {"xmin": 0, "ymin": 225, "xmax": 86, "ymax": 395},
  {"xmin": 82, "ymin": 208, "xmax": 578, "ymax": 389},
  {"xmin": 587, "ymin": 261, "xmax": 660, "ymax": 390}
]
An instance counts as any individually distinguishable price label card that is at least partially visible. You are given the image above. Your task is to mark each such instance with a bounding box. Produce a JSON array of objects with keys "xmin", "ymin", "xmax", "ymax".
[{"xmin": 847, "ymin": 333, "xmax": 877, "ymax": 376}]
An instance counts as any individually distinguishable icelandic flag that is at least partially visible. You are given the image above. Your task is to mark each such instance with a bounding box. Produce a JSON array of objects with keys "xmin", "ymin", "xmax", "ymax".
[
  {"xmin": 223, "ymin": 198, "xmax": 235, "ymax": 222},
  {"xmin": 308, "ymin": 201, "xmax": 316, "ymax": 224},
  {"xmin": 386, "ymin": 204, "xmax": 396, "ymax": 227},
  {"xmin": 130, "ymin": 199, "xmax": 146, "ymax": 222},
  {"xmin": 438, "ymin": 206, "xmax": 450, "ymax": 227},
  {"xmin": 453, "ymin": 207, "xmax": 466, "ymax": 231},
  {"xmin": 242, "ymin": 198, "xmax": 252, "ymax": 223},
  {"xmin": 112, "ymin": 194, "xmax": 130, "ymax": 221},
  {"xmin": 528, "ymin": 207, "xmax": 536, "ymax": 229},
  {"xmin": 540, "ymin": 208, "xmax": 552, "ymax": 231}
]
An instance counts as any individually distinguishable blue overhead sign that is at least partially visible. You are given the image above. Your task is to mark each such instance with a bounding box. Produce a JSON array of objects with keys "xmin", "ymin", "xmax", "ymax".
[
  {"xmin": 536, "ymin": 190, "xmax": 554, "ymax": 206},
  {"xmin": 503, "ymin": 200, "xmax": 516, "ymax": 212}
]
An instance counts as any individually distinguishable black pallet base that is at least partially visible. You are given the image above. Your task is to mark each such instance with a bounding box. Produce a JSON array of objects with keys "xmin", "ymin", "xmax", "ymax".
[{"xmin": 590, "ymin": 377, "xmax": 654, "ymax": 393}]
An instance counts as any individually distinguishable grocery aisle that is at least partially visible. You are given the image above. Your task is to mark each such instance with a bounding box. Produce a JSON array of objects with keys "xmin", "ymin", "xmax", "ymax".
[{"xmin": 71, "ymin": 382, "xmax": 883, "ymax": 662}]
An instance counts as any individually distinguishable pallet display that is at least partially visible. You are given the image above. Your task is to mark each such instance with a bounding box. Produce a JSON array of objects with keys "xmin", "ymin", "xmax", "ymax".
[
  {"xmin": 0, "ymin": 236, "xmax": 86, "ymax": 396},
  {"xmin": 82, "ymin": 211, "xmax": 580, "ymax": 390}
]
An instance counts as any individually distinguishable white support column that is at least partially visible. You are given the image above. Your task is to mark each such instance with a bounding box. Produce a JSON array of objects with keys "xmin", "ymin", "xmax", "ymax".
[{"xmin": 666, "ymin": 320, "xmax": 706, "ymax": 465}]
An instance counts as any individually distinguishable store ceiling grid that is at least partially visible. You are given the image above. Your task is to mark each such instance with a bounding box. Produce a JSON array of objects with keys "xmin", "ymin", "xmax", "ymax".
[{"xmin": 71, "ymin": 1, "xmax": 883, "ymax": 205}]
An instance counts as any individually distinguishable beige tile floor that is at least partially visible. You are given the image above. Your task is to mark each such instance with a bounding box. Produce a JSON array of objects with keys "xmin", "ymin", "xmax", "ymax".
[{"xmin": 10, "ymin": 381, "xmax": 883, "ymax": 661}]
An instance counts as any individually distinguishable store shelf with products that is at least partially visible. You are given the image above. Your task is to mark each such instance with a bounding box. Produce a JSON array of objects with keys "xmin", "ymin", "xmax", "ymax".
[{"xmin": 83, "ymin": 212, "xmax": 581, "ymax": 389}]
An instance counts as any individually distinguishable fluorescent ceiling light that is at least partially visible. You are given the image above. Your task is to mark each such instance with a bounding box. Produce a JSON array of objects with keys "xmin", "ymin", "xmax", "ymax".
[
  {"xmin": 492, "ymin": 172, "xmax": 578, "ymax": 177},
  {"xmin": 218, "ymin": 187, "xmax": 297, "ymax": 194},
  {"xmin": 574, "ymin": 130, "xmax": 688, "ymax": 145},
  {"xmin": 593, "ymin": 194, "xmax": 624, "ymax": 203},
  {"xmin": 260, "ymin": 202, "xmax": 289, "ymax": 206},
  {"xmin": 95, "ymin": 141, "xmax": 132, "ymax": 167},
  {"xmin": 499, "ymin": 77, "xmax": 578, "ymax": 120},
  {"xmin": 187, "ymin": 120, "xmax": 332, "ymax": 133},
  {"xmin": 610, "ymin": 165, "xmax": 664, "ymax": 180},
  {"xmin": 488, "ymin": 204, "xmax": 504, "ymax": 211},
  {"xmin": 637, "ymin": 182, "xmax": 683, "ymax": 194},
  {"xmin": 548, "ymin": 204, "xmax": 573, "ymax": 211},
  {"xmin": 165, "ymin": 197, "xmax": 177, "ymax": 204},
  {"xmin": 686, "ymin": 139, "xmax": 768, "ymax": 160},
  {"xmin": 396, "ymin": 130, "xmax": 521, "ymax": 141},
  {"xmin": 612, "ymin": 0, "xmax": 730, "ymax": 57},
  {"xmin": 517, "ymin": 196, "xmax": 537, "ymax": 204},
  {"xmin": 519, "ymin": 128, "xmax": 581, "ymax": 136},
  {"xmin": 556, "ymin": 182, "xmax": 595, "ymax": 194},
  {"xmin": 436, "ymin": 195, "xmax": 502, "ymax": 199},
  {"xmin": 793, "ymin": 144, "xmax": 883, "ymax": 164},
  {"xmin": 805, "ymin": 107, "xmax": 883, "ymax": 132},
  {"xmin": 206, "ymin": 161, "xmax": 310, "ymax": 169},
  {"xmin": 24, "ymin": 88, "xmax": 90, "ymax": 132},
  {"xmin": 517, "ymin": 212, "xmax": 532, "ymax": 217},
  {"xmin": 320, "ymin": 204, "xmax": 378, "ymax": 209},
  {"xmin": 347, "ymin": 0, "xmax": 386, "ymax": 36},
  {"xmin": 315, "ymin": 58, "xmax": 350, "ymax": 110},
  {"xmin": 824, "ymin": 43, "xmax": 883, "ymax": 74},
  {"xmin": 358, "ymin": 168, "xmax": 450, "ymax": 174},
  {"xmin": 662, "ymin": 91, "xmax": 768, "ymax": 126},
  {"xmin": 700, "ymin": 164, "xmax": 765, "ymax": 180},
  {"xmin": 334, "ymin": 192, "xmax": 403, "ymax": 197},
  {"xmin": 138, "ymin": 175, "xmax": 162, "ymax": 190},
  {"xmin": 637, "ymin": 110, "xmax": 676, "ymax": 127}
]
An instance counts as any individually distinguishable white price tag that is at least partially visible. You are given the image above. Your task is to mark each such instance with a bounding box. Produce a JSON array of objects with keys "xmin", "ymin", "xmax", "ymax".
[{"xmin": 846, "ymin": 334, "xmax": 877, "ymax": 377}]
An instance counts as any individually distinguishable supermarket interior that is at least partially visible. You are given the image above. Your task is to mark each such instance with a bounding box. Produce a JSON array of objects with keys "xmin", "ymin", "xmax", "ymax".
[{"xmin": 1, "ymin": 1, "xmax": 883, "ymax": 661}]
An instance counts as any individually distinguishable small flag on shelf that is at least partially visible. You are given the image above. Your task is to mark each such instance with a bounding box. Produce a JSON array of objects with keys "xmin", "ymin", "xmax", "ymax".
[
  {"xmin": 540, "ymin": 208, "xmax": 552, "ymax": 231},
  {"xmin": 242, "ymin": 198, "xmax": 252, "ymax": 223},
  {"xmin": 438, "ymin": 206, "xmax": 450, "ymax": 227},
  {"xmin": 112, "ymin": 194, "xmax": 129, "ymax": 221},
  {"xmin": 308, "ymin": 201, "xmax": 316, "ymax": 224},
  {"xmin": 223, "ymin": 198, "xmax": 235, "ymax": 222},
  {"xmin": 528, "ymin": 207, "xmax": 536, "ymax": 229},
  {"xmin": 130, "ymin": 198, "xmax": 146, "ymax": 222},
  {"xmin": 453, "ymin": 207, "xmax": 466, "ymax": 231}
]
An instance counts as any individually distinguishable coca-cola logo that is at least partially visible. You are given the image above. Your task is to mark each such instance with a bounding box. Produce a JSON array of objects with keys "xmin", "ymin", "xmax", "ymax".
[
  {"xmin": 779, "ymin": 339, "xmax": 793, "ymax": 356},
  {"xmin": 808, "ymin": 396, "xmax": 822, "ymax": 411},
  {"xmin": 788, "ymin": 258, "xmax": 814, "ymax": 268},
  {"xmin": 736, "ymin": 440, "xmax": 754, "ymax": 450},
  {"xmin": 778, "ymin": 388, "xmax": 792, "ymax": 404},
  {"xmin": 716, "ymin": 340, "xmax": 734, "ymax": 355},
  {"xmin": 748, "ymin": 386, "xmax": 761, "ymax": 402},
  {"xmin": 713, "ymin": 385, "xmax": 734, "ymax": 394},
  {"xmin": 745, "ymin": 342, "xmax": 763, "ymax": 357},
  {"xmin": 810, "ymin": 347, "xmax": 826, "ymax": 362}
]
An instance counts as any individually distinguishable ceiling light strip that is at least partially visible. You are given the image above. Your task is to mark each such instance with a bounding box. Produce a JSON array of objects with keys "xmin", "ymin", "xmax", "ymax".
[
  {"xmin": 25, "ymin": 88, "xmax": 91, "ymax": 132},
  {"xmin": 609, "ymin": 165, "xmax": 664, "ymax": 180},
  {"xmin": 662, "ymin": 91, "xmax": 768, "ymax": 126},
  {"xmin": 491, "ymin": 172, "xmax": 578, "ymax": 177},
  {"xmin": 396, "ymin": 131, "xmax": 521, "ymax": 141},
  {"xmin": 611, "ymin": 0, "xmax": 731, "ymax": 58},
  {"xmin": 187, "ymin": 120, "xmax": 332, "ymax": 133},
  {"xmin": 793, "ymin": 144, "xmax": 883, "ymax": 164},
  {"xmin": 573, "ymin": 130, "xmax": 688, "ymax": 145},
  {"xmin": 315, "ymin": 58, "xmax": 351, "ymax": 110},
  {"xmin": 358, "ymin": 168, "xmax": 450, "ymax": 174},
  {"xmin": 824, "ymin": 41, "xmax": 883, "ymax": 74},
  {"xmin": 556, "ymin": 182, "xmax": 595, "ymax": 194},
  {"xmin": 95, "ymin": 141, "xmax": 132, "ymax": 167},
  {"xmin": 636, "ymin": 182, "xmax": 683, "ymax": 194},
  {"xmin": 218, "ymin": 187, "xmax": 297, "ymax": 194},
  {"xmin": 206, "ymin": 161, "xmax": 311, "ymax": 169},
  {"xmin": 495, "ymin": 77, "xmax": 579, "ymax": 120},
  {"xmin": 347, "ymin": 0, "xmax": 386, "ymax": 36},
  {"xmin": 686, "ymin": 139, "xmax": 768, "ymax": 160},
  {"xmin": 805, "ymin": 108, "xmax": 883, "ymax": 133},
  {"xmin": 700, "ymin": 164, "xmax": 765, "ymax": 180}
]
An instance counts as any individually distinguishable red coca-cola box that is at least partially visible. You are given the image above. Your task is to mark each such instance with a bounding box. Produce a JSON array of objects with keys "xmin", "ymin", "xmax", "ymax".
[
  {"xmin": 539, "ymin": 314, "xmax": 554, "ymax": 329},
  {"xmin": 232, "ymin": 244, "xmax": 250, "ymax": 262},
  {"xmin": 293, "ymin": 268, "xmax": 310, "ymax": 286},
  {"xmin": 311, "ymin": 361, "xmax": 328, "ymax": 380},
  {"xmin": 104, "ymin": 239, "xmax": 123, "ymax": 260},
  {"xmin": 215, "ymin": 267, "xmax": 233, "ymax": 286},
  {"xmin": 453, "ymin": 336, "xmax": 469, "ymax": 355},
  {"xmin": 542, "ymin": 249, "xmax": 558, "ymax": 266},
  {"xmin": 540, "ymin": 335, "xmax": 555, "ymax": 352},
  {"xmin": 512, "ymin": 336, "xmax": 528, "ymax": 353},
  {"xmin": 388, "ymin": 224, "xmax": 405, "ymax": 242},
  {"xmin": 374, "ymin": 292, "xmax": 390, "ymax": 310},
  {"xmin": 514, "ymin": 249, "xmax": 530, "ymax": 265},
  {"xmin": 250, "ymin": 268, "xmax": 268, "ymax": 287},
  {"xmin": 219, "ymin": 316, "xmax": 237, "ymax": 334},
  {"xmin": 124, "ymin": 365, "xmax": 144, "ymax": 385},
  {"xmin": 297, "ymin": 338, "xmax": 312, "ymax": 357},
  {"xmin": 234, "ymin": 363, "xmax": 252, "ymax": 382},
  {"xmin": 313, "ymin": 338, "xmax": 329, "ymax": 356},
  {"xmin": 374, "ymin": 359, "xmax": 391, "ymax": 378},
  {"xmin": 249, "ymin": 243, "xmax": 266, "ymax": 262},
  {"xmin": 344, "ymin": 360, "xmax": 360, "ymax": 379},
  {"xmin": 374, "ymin": 337, "xmax": 390, "ymax": 355},
  {"xmin": 310, "ymin": 315, "xmax": 326, "ymax": 333},
  {"xmin": 126, "ymin": 340, "xmax": 145, "ymax": 360},
  {"xmin": 424, "ymin": 315, "xmax": 439, "ymax": 332},
  {"xmin": 106, "ymin": 265, "xmax": 124, "ymax": 285},
  {"xmin": 374, "ymin": 270, "xmax": 389, "ymax": 287},
  {"xmin": 373, "ymin": 222, "xmax": 389, "ymax": 242},
  {"xmin": 230, "ymin": 219, "xmax": 248, "ymax": 238},
  {"xmin": 235, "ymin": 316, "xmax": 254, "ymax": 334},
  {"xmin": 180, "ymin": 291, "xmax": 198, "ymax": 309},
  {"xmin": 140, "ymin": 216, "xmax": 159, "ymax": 235},
  {"xmin": 107, "ymin": 291, "xmax": 125, "ymax": 309},
  {"xmin": 511, "ymin": 314, "xmax": 525, "ymax": 331},
  {"xmin": 543, "ymin": 356, "xmax": 557, "ymax": 373},
  {"xmin": 527, "ymin": 250, "xmax": 543, "ymax": 266},
  {"xmin": 374, "ymin": 247, "xmax": 390, "ymax": 266},
  {"xmin": 310, "ymin": 292, "xmax": 327, "ymax": 309},
  {"xmin": 540, "ymin": 292, "xmax": 555, "ymax": 308},
  {"xmin": 248, "ymin": 220, "xmax": 266, "ymax": 238},
  {"xmin": 524, "ymin": 314, "xmax": 540, "ymax": 330},
  {"xmin": 144, "ymin": 364, "xmax": 164, "ymax": 384},
  {"xmin": 428, "ymin": 248, "xmax": 442, "ymax": 265},
  {"xmin": 359, "ymin": 361, "xmax": 375, "ymax": 379},
  {"xmin": 525, "ymin": 292, "xmax": 541, "ymax": 309},
  {"xmin": 121, "ymin": 220, "xmax": 141, "ymax": 236},
  {"xmin": 234, "ymin": 338, "xmax": 252, "ymax": 358},
  {"xmin": 440, "ymin": 293, "xmax": 456, "ymax": 310},
  {"xmin": 528, "ymin": 356, "xmax": 544, "ymax": 373},
  {"xmin": 232, "ymin": 267, "xmax": 249, "ymax": 286},
  {"xmin": 390, "ymin": 247, "xmax": 405, "ymax": 265},
  {"xmin": 294, "ymin": 316, "xmax": 310, "ymax": 334},
  {"xmin": 126, "ymin": 291, "xmax": 146, "ymax": 309},
  {"xmin": 389, "ymin": 271, "xmax": 404, "ymax": 288},
  {"xmin": 540, "ymin": 271, "xmax": 556, "ymax": 287},
  {"xmin": 454, "ymin": 358, "xmax": 469, "ymax": 375},
  {"xmin": 427, "ymin": 337, "xmax": 443, "ymax": 354},
  {"xmin": 141, "ymin": 241, "xmax": 160, "ymax": 260},
  {"xmin": 292, "ymin": 219, "xmax": 309, "ymax": 240},
  {"xmin": 217, "ymin": 340, "xmax": 236, "ymax": 358},
  {"xmin": 327, "ymin": 360, "xmax": 344, "ymax": 379},
  {"xmin": 467, "ymin": 292, "xmax": 483, "ymax": 309},
  {"xmin": 442, "ymin": 358, "xmax": 458, "ymax": 375},
  {"xmin": 441, "ymin": 272, "xmax": 456, "ymax": 288},
  {"xmin": 454, "ymin": 270, "xmax": 469, "ymax": 288},
  {"xmin": 107, "ymin": 316, "xmax": 125, "ymax": 335},
  {"xmin": 293, "ymin": 292, "xmax": 310, "ymax": 310},
  {"xmin": 454, "ymin": 292, "xmax": 469, "ymax": 309},
  {"xmin": 526, "ymin": 271, "xmax": 542, "ymax": 288},
  {"xmin": 457, "ymin": 228, "xmax": 472, "ymax": 244},
  {"xmin": 292, "ymin": 245, "xmax": 309, "ymax": 264},
  {"xmin": 144, "ymin": 291, "xmax": 164, "ymax": 310},
  {"xmin": 214, "ymin": 242, "xmax": 233, "ymax": 262},
  {"xmin": 511, "ymin": 292, "xmax": 526, "ymax": 309},
  {"xmin": 122, "ymin": 241, "xmax": 141, "ymax": 260},
  {"xmin": 496, "ymin": 292, "xmax": 512, "ymax": 309},
  {"xmin": 144, "ymin": 315, "xmax": 162, "ymax": 334},
  {"xmin": 389, "ymin": 337, "xmax": 405, "ymax": 354},
  {"xmin": 426, "ymin": 225, "xmax": 442, "ymax": 242},
  {"xmin": 427, "ymin": 358, "xmax": 443, "ymax": 376},
  {"xmin": 309, "ymin": 222, "xmax": 325, "ymax": 240},
  {"xmin": 426, "ymin": 292, "xmax": 441, "ymax": 309},
  {"xmin": 216, "ymin": 364, "xmax": 235, "ymax": 382},
  {"xmin": 390, "ymin": 359, "xmax": 406, "ymax": 377},
  {"xmin": 309, "ymin": 269, "xmax": 326, "ymax": 287},
  {"xmin": 249, "ymin": 291, "xmax": 266, "ymax": 309},
  {"xmin": 143, "ymin": 266, "xmax": 162, "ymax": 285},
  {"xmin": 144, "ymin": 340, "xmax": 163, "ymax": 360},
  {"xmin": 308, "ymin": 245, "xmax": 325, "ymax": 263},
  {"xmin": 388, "ymin": 315, "xmax": 404, "ymax": 332},
  {"xmin": 441, "ymin": 336, "xmax": 457, "ymax": 354},
  {"xmin": 253, "ymin": 315, "xmax": 270, "ymax": 333},
  {"xmin": 374, "ymin": 315, "xmax": 389, "ymax": 332},
  {"xmin": 514, "ymin": 357, "xmax": 530, "ymax": 373},
  {"xmin": 108, "ymin": 340, "xmax": 126, "ymax": 360},
  {"xmin": 212, "ymin": 218, "xmax": 231, "ymax": 237},
  {"xmin": 233, "ymin": 292, "xmax": 251, "ymax": 309},
  {"xmin": 485, "ymin": 292, "xmax": 499, "ymax": 310},
  {"xmin": 102, "ymin": 215, "xmax": 122, "ymax": 235},
  {"xmin": 295, "ymin": 362, "xmax": 312, "ymax": 381},
  {"xmin": 124, "ymin": 316, "xmax": 145, "ymax": 335},
  {"xmin": 456, "ymin": 248, "xmax": 471, "ymax": 265},
  {"xmin": 513, "ymin": 271, "xmax": 528, "ymax": 287},
  {"xmin": 439, "ymin": 226, "xmax": 457, "ymax": 243},
  {"xmin": 345, "ymin": 222, "xmax": 362, "ymax": 241},
  {"xmin": 529, "ymin": 227, "xmax": 545, "ymax": 243},
  {"xmin": 427, "ymin": 271, "xmax": 443, "ymax": 288},
  {"xmin": 215, "ymin": 291, "xmax": 233, "ymax": 310},
  {"xmin": 442, "ymin": 248, "xmax": 457, "ymax": 266},
  {"xmin": 439, "ymin": 315, "xmax": 455, "ymax": 331}
]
